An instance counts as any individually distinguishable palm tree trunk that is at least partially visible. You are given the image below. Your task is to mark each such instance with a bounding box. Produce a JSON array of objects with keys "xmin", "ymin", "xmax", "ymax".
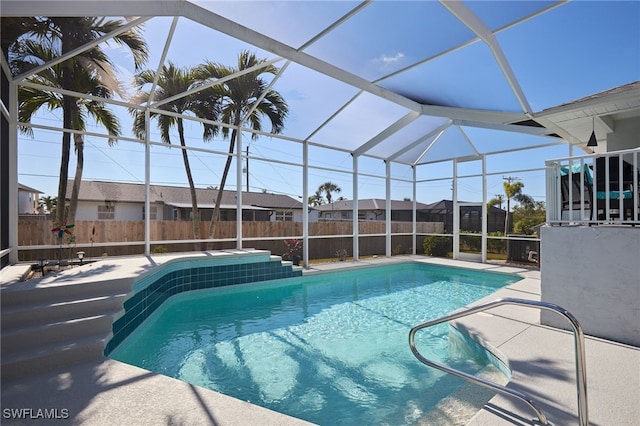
[
  {"xmin": 208, "ymin": 127, "xmax": 237, "ymax": 245},
  {"xmin": 67, "ymin": 133, "xmax": 84, "ymax": 225},
  {"xmin": 56, "ymin": 22, "xmax": 75, "ymax": 226},
  {"xmin": 177, "ymin": 120, "xmax": 200, "ymax": 248},
  {"xmin": 56, "ymin": 99, "xmax": 73, "ymax": 226}
]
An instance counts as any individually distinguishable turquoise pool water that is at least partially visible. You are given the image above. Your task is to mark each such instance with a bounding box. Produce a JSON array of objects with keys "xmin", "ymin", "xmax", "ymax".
[{"xmin": 110, "ymin": 262, "xmax": 518, "ymax": 425}]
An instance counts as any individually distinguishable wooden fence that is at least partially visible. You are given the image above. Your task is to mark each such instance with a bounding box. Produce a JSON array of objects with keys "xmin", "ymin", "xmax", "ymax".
[{"xmin": 17, "ymin": 216, "xmax": 443, "ymax": 262}]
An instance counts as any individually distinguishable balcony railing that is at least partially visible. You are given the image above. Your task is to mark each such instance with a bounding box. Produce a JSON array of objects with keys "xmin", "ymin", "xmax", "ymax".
[{"xmin": 546, "ymin": 148, "xmax": 640, "ymax": 225}]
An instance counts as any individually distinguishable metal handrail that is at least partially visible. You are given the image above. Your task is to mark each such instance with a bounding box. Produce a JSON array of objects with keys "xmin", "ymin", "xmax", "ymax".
[{"xmin": 409, "ymin": 298, "xmax": 588, "ymax": 426}]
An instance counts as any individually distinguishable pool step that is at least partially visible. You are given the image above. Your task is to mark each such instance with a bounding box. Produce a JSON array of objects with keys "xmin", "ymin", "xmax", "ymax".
[
  {"xmin": 1, "ymin": 277, "xmax": 132, "ymax": 308},
  {"xmin": 1, "ymin": 280, "xmax": 131, "ymax": 383},
  {"xmin": 2, "ymin": 314, "xmax": 117, "ymax": 354},
  {"xmin": 1, "ymin": 253, "xmax": 300, "ymax": 383},
  {"xmin": 1, "ymin": 293, "xmax": 127, "ymax": 330},
  {"xmin": 1, "ymin": 333, "xmax": 108, "ymax": 382}
]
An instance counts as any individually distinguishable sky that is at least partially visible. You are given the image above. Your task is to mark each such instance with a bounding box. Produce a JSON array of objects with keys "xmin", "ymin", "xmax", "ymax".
[{"xmin": 14, "ymin": 0, "xmax": 640, "ymax": 207}]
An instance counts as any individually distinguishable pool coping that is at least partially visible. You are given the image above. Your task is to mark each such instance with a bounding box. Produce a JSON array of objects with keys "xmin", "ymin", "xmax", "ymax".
[{"xmin": 1, "ymin": 255, "xmax": 638, "ymax": 425}]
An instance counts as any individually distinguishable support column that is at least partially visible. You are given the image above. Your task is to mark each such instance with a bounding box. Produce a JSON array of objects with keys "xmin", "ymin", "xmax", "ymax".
[
  {"xmin": 8, "ymin": 72, "xmax": 18, "ymax": 264},
  {"xmin": 452, "ymin": 159, "xmax": 459, "ymax": 259},
  {"xmin": 352, "ymin": 154, "xmax": 359, "ymax": 262},
  {"xmin": 236, "ymin": 130, "xmax": 243, "ymax": 249},
  {"xmin": 481, "ymin": 155, "xmax": 487, "ymax": 263},
  {"xmin": 412, "ymin": 166, "xmax": 417, "ymax": 255},
  {"xmin": 385, "ymin": 160, "xmax": 391, "ymax": 257},
  {"xmin": 302, "ymin": 142, "xmax": 309, "ymax": 268},
  {"xmin": 144, "ymin": 108, "xmax": 151, "ymax": 256}
]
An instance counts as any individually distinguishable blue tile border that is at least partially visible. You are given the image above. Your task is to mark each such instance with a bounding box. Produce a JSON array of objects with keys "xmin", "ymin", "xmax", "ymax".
[{"xmin": 104, "ymin": 258, "xmax": 301, "ymax": 356}]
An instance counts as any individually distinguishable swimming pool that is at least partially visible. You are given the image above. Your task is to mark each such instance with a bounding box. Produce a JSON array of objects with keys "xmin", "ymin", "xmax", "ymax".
[{"xmin": 109, "ymin": 262, "xmax": 518, "ymax": 425}]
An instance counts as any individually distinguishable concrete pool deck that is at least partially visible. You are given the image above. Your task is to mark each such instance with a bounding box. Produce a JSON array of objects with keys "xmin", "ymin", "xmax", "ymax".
[{"xmin": 1, "ymin": 254, "xmax": 639, "ymax": 425}]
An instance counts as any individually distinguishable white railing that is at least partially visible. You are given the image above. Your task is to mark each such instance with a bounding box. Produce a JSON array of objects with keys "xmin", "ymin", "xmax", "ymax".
[{"xmin": 546, "ymin": 148, "xmax": 640, "ymax": 225}]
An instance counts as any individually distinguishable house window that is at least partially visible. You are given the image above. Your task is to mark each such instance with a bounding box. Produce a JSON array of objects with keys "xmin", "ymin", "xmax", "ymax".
[
  {"xmin": 142, "ymin": 206, "xmax": 157, "ymax": 220},
  {"xmin": 98, "ymin": 205, "xmax": 115, "ymax": 220},
  {"xmin": 275, "ymin": 210, "xmax": 293, "ymax": 221}
]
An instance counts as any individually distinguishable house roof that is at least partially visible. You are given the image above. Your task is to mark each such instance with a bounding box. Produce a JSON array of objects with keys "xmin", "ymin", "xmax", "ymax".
[
  {"xmin": 18, "ymin": 183, "xmax": 43, "ymax": 194},
  {"xmin": 423, "ymin": 199, "xmax": 506, "ymax": 214},
  {"xmin": 535, "ymin": 81, "xmax": 640, "ymax": 147},
  {"xmin": 315, "ymin": 198, "xmax": 433, "ymax": 212},
  {"xmin": 67, "ymin": 180, "xmax": 304, "ymax": 210}
]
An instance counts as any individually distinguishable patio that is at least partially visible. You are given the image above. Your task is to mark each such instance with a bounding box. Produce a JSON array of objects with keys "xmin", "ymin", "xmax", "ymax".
[{"xmin": 1, "ymin": 256, "xmax": 638, "ymax": 425}]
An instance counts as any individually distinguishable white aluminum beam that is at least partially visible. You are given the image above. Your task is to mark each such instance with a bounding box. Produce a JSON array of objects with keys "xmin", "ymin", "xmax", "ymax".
[
  {"xmin": 422, "ymin": 104, "xmax": 527, "ymax": 124},
  {"xmin": 387, "ymin": 120, "xmax": 452, "ymax": 162},
  {"xmin": 181, "ymin": 2, "xmax": 423, "ymax": 112},
  {"xmin": 14, "ymin": 16, "xmax": 152, "ymax": 83},
  {"xmin": 298, "ymin": 1, "xmax": 372, "ymax": 51},
  {"xmin": 1, "ymin": 1, "xmax": 185, "ymax": 17},
  {"xmin": 353, "ymin": 111, "xmax": 421, "ymax": 156},
  {"xmin": 441, "ymin": 0, "xmax": 532, "ymax": 114},
  {"xmin": 456, "ymin": 126, "xmax": 481, "ymax": 157}
]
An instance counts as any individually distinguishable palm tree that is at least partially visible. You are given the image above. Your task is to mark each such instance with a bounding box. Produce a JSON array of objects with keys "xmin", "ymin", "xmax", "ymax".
[
  {"xmin": 502, "ymin": 180, "xmax": 534, "ymax": 234},
  {"xmin": 131, "ymin": 62, "xmax": 219, "ymax": 242},
  {"xmin": 8, "ymin": 17, "xmax": 147, "ymax": 226},
  {"xmin": 39, "ymin": 195, "xmax": 57, "ymax": 215},
  {"xmin": 318, "ymin": 181, "xmax": 341, "ymax": 204},
  {"xmin": 1, "ymin": 17, "xmax": 41, "ymax": 68},
  {"xmin": 197, "ymin": 51, "xmax": 288, "ymax": 241},
  {"xmin": 308, "ymin": 190, "xmax": 324, "ymax": 207},
  {"xmin": 21, "ymin": 50, "xmax": 124, "ymax": 224}
]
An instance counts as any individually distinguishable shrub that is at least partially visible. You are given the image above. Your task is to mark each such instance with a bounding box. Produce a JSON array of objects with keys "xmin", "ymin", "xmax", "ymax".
[
  {"xmin": 487, "ymin": 232, "xmax": 506, "ymax": 254},
  {"xmin": 422, "ymin": 236, "xmax": 452, "ymax": 257},
  {"xmin": 393, "ymin": 244, "xmax": 405, "ymax": 255},
  {"xmin": 460, "ymin": 234, "xmax": 481, "ymax": 252}
]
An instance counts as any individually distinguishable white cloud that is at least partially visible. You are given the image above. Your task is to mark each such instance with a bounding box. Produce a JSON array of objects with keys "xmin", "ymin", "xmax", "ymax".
[{"xmin": 378, "ymin": 52, "xmax": 405, "ymax": 65}]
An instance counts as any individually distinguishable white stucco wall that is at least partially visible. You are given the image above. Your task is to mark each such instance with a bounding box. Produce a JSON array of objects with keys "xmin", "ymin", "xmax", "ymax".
[
  {"xmin": 540, "ymin": 225, "xmax": 640, "ymax": 346},
  {"xmin": 292, "ymin": 209, "xmax": 318, "ymax": 222},
  {"xmin": 18, "ymin": 190, "xmax": 38, "ymax": 214}
]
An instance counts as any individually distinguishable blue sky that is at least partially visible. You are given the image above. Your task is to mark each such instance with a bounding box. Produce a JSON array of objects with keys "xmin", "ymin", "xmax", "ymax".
[{"xmin": 16, "ymin": 1, "xmax": 640, "ymax": 206}]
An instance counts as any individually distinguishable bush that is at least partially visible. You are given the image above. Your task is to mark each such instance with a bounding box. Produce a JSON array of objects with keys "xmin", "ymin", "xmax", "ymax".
[
  {"xmin": 487, "ymin": 232, "xmax": 506, "ymax": 254},
  {"xmin": 460, "ymin": 234, "xmax": 481, "ymax": 252},
  {"xmin": 422, "ymin": 236, "xmax": 452, "ymax": 257}
]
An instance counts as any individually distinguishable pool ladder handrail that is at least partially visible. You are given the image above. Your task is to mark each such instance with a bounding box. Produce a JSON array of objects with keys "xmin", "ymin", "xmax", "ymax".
[{"xmin": 408, "ymin": 297, "xmax": 588, "ymax": 426}]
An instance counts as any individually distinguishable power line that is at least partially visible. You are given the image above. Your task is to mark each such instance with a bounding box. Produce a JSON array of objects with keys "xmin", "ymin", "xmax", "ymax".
[{"xmin": 502, "ymin": 176, "xmax": 521, "ymax": 184}]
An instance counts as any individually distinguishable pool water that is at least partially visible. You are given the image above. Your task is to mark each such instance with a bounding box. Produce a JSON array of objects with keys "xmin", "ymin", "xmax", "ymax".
[{"xmin": 110, "ymin": 262, "xmax": 518, "ymax": 425}]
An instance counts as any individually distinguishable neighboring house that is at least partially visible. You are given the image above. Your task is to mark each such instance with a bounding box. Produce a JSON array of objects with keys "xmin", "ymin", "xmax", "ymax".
[
  {"xmin": 316, "ymin": 199, "xmax": 434, "ymax": 222},
  {"xmin": 18, "ymin": 183, "xmax": 42, "ymax": 214},
  {"xmin": 66, "ymin": 180, "xmax": 317, "ymax": 222},
  {"xmin": 421, "ymin": 200, "xmax": 509, "ymax": 233},
  {"xmin": 316, "ymin": 198, "xmax": 508, "ymax": 233}
]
